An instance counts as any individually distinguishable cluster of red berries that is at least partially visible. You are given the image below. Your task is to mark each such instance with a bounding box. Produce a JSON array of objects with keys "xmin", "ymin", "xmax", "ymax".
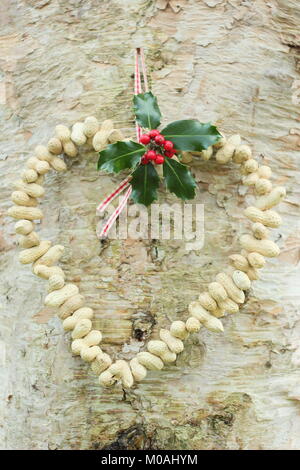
[{"xmin": 139, "ymin": 129, "xmax": 176, "ymax": 165}]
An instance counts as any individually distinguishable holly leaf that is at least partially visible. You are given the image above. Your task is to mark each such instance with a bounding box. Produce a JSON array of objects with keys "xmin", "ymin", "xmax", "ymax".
[
  {"xmin": 130, "ymin": 163, "xmax": 160, "ymax": 206},
  {"xmin": 163, "ymin": 157, "xmax": 196, "ymax": 200},
  {"xmin": 97, "ymin": 140, "xmax": 145, "ymax": 173},
  {"xmin": 161, "ymin": 119, "xmax": 221, "ymax": 151},
  {"xmin": 133, "ymin": 92, "xmax": 162, "ymax": 130}
]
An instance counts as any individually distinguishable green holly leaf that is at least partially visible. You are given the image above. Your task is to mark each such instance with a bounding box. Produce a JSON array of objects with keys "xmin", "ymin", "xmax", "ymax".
[
  {"xmin": 130, "ymin": 163, "xmax": 160, "ymax": 206},
  {"xmin": 133, "ymin": 92, "xmax": 162, "ymax": 130},
  {"xmin": 97, "ymin": 140, "xmax": 145, "ymax": 173},
  {"xmin": 161, "ymin": 119, "xmax": 221, "ymax": 151},
  {"xmin": 163, "ymin": 157, "xmax": 196, "ymax": 200}
]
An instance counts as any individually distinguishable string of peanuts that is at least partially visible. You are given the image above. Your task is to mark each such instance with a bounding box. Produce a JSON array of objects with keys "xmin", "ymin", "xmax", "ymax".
[{"xmin": 7, "ymin": 118, "xmax": 286, "ymax": 389}]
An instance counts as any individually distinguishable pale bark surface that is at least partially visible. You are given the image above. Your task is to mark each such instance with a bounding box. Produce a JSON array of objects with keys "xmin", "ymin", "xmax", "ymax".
[{"xmin": 0, "ymin": 0, "xmax": 299, "ymax": 450}]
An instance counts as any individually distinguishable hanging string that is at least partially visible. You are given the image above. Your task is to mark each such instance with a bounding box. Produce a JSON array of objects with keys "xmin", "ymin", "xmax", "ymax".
[
  {"xmin": 134, "ymin": 48, "xmax": 142, "ymax": 142},
  {"xmin": 140, "ymin": 47, "xmax": 149, "ymax": 93}
]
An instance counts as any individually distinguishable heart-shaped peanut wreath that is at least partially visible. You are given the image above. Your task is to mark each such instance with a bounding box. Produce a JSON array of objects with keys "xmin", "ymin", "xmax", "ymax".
[{"xmin": 7, "ymin": 115, "xmax": 286, "ymax": 389}]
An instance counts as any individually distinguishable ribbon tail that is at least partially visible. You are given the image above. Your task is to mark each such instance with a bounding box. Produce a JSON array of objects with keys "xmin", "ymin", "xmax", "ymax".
[
  {"xmin": 96, "ymin": 177, "xmax": 131, "ymax": 214},
  {"xmin": 96, "ymin": 185, "xmax": 132, "ymax": 239}
]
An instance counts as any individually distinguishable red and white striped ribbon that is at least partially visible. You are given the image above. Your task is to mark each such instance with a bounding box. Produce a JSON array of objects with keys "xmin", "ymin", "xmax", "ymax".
[
  {"xmin": 96, "ymin": 176, "xmax": 131, "ymax": 214},
  {"xmin": 96, "ymin": 185, "xmax": 132, "ymax": 238},
  {"xmin": 134, "ymin": 48, "xmax": 142, "ymax": 142},
  {"xmin": 96, "ymin": 47, "xmax": 147, "ymax": 239},
  {"xmin": 139, "ymin": 47, "xmax": 149, "ymax": 93}
]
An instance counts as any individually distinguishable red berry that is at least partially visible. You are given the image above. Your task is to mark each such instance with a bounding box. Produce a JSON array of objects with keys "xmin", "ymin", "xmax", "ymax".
[
  {"xmin": 149, "ymin": 129, "xmax": 160, "ymax": 139},
  {"xmin": 165, "ymin": 149, "xmax": 175, "ymax": 158},
  {"xmin": 140, "ymin": 134, "xmax": 151, "ymax": 145},
  {"xmin": 146, "ymin": 150, "xmax": 157, "ymax": 161},
  {"xmin": 155, "ymin": 154, "xmax": 164, "ymax": 165},
  {"xmin": 154, "ymin": 134, "xmax": 165, "ymax": 145},
  {"xmin": 164, "ymin": 140, "xmax": 174, "ymax": 151},
  {"xmin": 141, "ymin": 154, "xmax": 149, "ymax": 165}
]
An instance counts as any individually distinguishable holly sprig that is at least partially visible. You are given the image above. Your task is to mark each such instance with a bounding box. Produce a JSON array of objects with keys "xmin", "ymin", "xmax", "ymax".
[{"xmin": 97, "ymin": 92, "xmax": 221, "ymax": 206}]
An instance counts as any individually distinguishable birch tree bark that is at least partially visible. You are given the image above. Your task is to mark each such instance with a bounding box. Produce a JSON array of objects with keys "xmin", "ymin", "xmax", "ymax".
[{"xmin": 0, "ymin": 0, "xmax": 299, "ymax": 450}]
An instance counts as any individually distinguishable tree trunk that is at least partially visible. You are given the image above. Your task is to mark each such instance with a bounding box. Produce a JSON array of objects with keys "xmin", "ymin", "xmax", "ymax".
[{"xmin": 1, "ymin": 0, "xmax": 299, "ymax": 450}]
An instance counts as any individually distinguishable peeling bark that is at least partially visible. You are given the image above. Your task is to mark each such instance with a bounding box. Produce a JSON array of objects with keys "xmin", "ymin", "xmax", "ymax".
[{"xmin": 0, "ymin": 0, "xmax": 299, "ymax": 450}]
